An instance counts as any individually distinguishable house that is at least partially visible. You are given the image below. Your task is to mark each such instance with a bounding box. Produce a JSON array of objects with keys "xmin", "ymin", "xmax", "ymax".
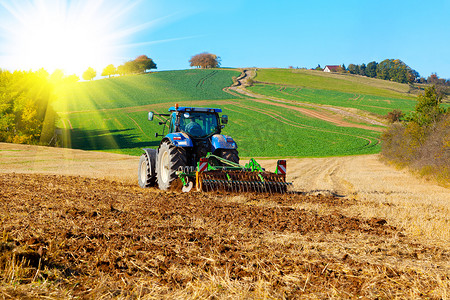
[{"xmin": 323, "ymin": 65, "xmax": 340, "ymax": 72}]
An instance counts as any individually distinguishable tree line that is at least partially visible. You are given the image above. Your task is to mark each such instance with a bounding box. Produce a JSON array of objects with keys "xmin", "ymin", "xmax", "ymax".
[
  {"xmin": 81, "ymin": 55, "xmax": 157, "ymax": 80},
  {"xmin": 0, "ymin": 70, "xmax": 57, "ymax": 145},
  {"xmin": 82, "ymin": 52, "xmax": 221, "ymax": 80},
  {"xmin": 316, "ymin": 59, "xmax": 419, "ymax": 84},
  {"xmin": 318, "ymin": 59, "xmax": 448, "ymax": 88},
  {"xmin": 345, "ymin": 59, "xmax": 450, "ymax": 95}
]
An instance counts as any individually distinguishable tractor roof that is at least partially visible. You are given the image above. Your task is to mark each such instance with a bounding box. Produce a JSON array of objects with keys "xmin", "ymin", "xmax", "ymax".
[{"xmin": 168, "ymin": 106, "xmax": 222, "ymax": 113}]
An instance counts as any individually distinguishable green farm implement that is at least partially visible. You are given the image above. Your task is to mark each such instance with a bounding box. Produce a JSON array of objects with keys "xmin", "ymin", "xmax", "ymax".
[{"xmin": 178, "ymin": 154, "xmax": 291, "ymax": 193}]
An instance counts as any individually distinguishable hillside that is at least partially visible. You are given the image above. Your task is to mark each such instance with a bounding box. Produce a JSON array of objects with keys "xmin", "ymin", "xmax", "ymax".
[
  {"xmin": 254, "ymin": 68, "xmax": 418, "ymax": 99},
  {"xmin": 52, "ymin": 68, "xmax": 419, "ymax": 157},
  {"xmin": 54, "ymin": 69, "xmax": 240, "ymax": 112}
]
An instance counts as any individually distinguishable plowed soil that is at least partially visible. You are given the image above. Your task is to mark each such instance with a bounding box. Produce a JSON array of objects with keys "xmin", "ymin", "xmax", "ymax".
[
  {"xmin": 0, "ymin": 143, "xmax": 449, "ymax": 299},
  {"xmin": 1, "ymin": 172, "xmax": 448, "ymax": 299}
]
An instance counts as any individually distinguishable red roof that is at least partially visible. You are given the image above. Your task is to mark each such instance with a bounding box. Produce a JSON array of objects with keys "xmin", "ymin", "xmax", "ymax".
[{"xmin": 324, "ymin": 65, "xmax": 340, "ymax": 71}]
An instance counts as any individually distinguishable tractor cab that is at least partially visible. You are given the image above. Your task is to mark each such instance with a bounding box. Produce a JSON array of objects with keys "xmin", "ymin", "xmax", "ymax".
[
  {"xmin": 168, "ymin": 107, "xmax": 224, "ymax": 138},
  {"xmin": 148, "ymin": 105, "xmax": 228, "ymax": 139}
]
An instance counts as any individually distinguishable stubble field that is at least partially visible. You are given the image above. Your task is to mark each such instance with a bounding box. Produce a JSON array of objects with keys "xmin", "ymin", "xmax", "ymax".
[{"xmin": 0, "ymin": 143, "xmax": 449, "ymax": 299}]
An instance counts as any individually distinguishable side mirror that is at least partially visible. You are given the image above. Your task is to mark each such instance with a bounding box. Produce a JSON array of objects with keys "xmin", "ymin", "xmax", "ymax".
[
  {"xmin": 148, "ymin": 111, "xmax": 154, "ymax": 121},
  {"xmin": 221, "ymin": 115, "xmax": 228, "ymax": 125}
]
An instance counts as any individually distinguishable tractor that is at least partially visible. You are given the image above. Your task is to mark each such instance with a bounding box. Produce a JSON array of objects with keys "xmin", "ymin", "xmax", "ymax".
[{"xmin": 138, "ymin": 104, "xmax": 291, "ymax": 193}]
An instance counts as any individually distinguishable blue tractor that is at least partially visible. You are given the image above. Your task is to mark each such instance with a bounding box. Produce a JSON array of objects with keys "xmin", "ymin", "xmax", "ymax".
[{"xmin": 139, "ymin": 104, "xmax": 291, "ymax": 193}]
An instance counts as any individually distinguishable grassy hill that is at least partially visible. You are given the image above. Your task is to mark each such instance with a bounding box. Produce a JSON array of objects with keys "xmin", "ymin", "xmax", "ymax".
[
  {"xmin": 62, "ymin": 99, "xmax": 381, "ymax": 157},
  {"xmin": 254, "ymin": 68, "xmax": 418, "ymax": 99},
  {"xmin": 53, "ymin": 68, "xmax": 420, "ymax": 158},
  {"xmin": 249, "ymin": 84, "xmax": 416, "ymax": 116},
  {"xmin": 54, "ymin": 69, "xmax": 240, "ymax": 112}
]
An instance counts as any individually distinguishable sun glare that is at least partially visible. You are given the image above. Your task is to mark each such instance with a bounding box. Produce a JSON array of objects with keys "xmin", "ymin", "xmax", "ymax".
[{"xmin": 0, "ymin": 0, "xmax": 143, "ymax": 76}]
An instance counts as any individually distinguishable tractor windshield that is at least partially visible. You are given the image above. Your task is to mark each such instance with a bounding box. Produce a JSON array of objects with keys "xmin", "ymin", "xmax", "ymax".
[{"xmin": 179, "ymin": 112, "xmax": 219, "ymax": 138}]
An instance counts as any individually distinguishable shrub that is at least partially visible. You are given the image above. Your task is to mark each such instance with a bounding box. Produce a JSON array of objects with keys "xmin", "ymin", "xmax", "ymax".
[
  {"xmin": 386, "ymin": 109, "xmax": 404, "ymax": 123},
  {"xmin": 381, "ymin": 85, "xmax": 449, "ymax": 186}
]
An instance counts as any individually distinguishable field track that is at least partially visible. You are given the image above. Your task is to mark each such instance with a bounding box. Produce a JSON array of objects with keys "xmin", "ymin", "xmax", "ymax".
[
  {"xmin": 227, "ymin": 102, "xmax": 378, "ymax": 150},
  {"xmin": 227, "ymin": 70, "xmax": 386, "ymax": 129},
  {"xmin": 0, "ymin": 142, "xmax": 449, "ymax": 298}
]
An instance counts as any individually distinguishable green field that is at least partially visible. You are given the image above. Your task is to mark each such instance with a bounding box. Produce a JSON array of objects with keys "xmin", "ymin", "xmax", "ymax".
[
  {"xmin": 254, "ymin": 68, "xmax": 417, "ymax": 99},
  {"xmin": 54, "ymin": 69, "xmax": 240, "ymax": 112},
  {"xmin": 249, "ymin": 84, "xmax": 417, "ymax": 115},
  {"xmin": 60, "ymin": 99, "xmax": 380, "ymax": 157},
  {"xmin": 54, "ymin": 68, "xmax": 418, "ymax": 158}
]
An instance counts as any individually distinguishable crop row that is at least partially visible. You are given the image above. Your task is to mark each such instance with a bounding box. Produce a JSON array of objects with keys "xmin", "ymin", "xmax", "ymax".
[
  {"xmin": 53, "ymin": 69, "xmax": 240, "ymax": 113},
  {"xmin": 59, "ymin": 99, "xmax": 381, "ymax": 157},
  {"xmin": 249, "ymin": 84, "xmax": 416, "ymax": 116}
]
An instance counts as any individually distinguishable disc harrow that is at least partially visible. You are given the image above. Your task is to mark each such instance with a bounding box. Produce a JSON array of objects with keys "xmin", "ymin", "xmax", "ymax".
[
  {"xmin": 197, "ymin": 170, "xmax": 292, "ymax": 193},
  {"xmin": 177, "ymin": 153, "xmax": 293, "ymax": 194}
]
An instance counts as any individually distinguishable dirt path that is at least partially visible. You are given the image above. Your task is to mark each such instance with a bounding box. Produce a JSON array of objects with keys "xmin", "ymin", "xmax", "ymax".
[{"xmin": 226, "ymin": 69, "xmax": 385, "ymax": 131}]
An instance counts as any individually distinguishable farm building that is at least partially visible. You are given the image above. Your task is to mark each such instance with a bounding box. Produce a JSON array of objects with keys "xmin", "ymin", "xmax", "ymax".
[{"xmin": 323, "ymin": 65, "xmax": 340, "ymax": 72}]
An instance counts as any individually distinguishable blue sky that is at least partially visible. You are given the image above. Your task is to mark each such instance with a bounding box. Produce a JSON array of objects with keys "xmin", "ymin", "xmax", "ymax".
[{"xmin": 1, "ymin": 0, "xmax": 449, "ymax": 78}]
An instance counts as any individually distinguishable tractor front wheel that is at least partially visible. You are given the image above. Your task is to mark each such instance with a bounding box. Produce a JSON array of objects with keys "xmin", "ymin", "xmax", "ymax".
[{"xmin": 156, "ymin": 141, "xmax": 187, "ymax": 190}]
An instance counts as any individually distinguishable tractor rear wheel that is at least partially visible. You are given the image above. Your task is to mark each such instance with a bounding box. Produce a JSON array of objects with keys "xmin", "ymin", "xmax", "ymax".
[
  {"xmin": 138, "ymin": 152, "xmax": 156, "ymax": 188},
  {"xmin": 156, "ymin": 141, "xmax": 187, "ymax": 190},
  {"xmin": 218, "ymin": 149, "xmax": 239, "ymax": 164}
]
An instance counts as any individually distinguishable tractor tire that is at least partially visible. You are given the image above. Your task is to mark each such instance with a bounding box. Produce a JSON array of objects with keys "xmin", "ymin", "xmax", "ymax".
[
  {"xmin": 156, "ymin": 141, "xmax": 187, "ymax": 190},
  {"xmin": 218, "ymin": 149, "xmax": 239, "ymax": 164},
  {"xmin": 138, "ymin": 152, "xmax": 156, "ymax": 188}
]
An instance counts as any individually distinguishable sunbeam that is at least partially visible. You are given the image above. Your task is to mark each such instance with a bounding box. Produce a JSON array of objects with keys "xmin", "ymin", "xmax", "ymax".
[{"xmin": 0, "ymin": 0, "xmax": 176, "ymax": 76}]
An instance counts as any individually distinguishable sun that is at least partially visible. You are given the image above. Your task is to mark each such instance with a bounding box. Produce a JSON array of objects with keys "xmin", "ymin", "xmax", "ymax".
[
  {"xmin": 0, "ymin": 0, "xmax": 139, "ymax": 76},
  {"xmin": 16, "ymin": 17, "xmax": 110, "ymax": 75}
]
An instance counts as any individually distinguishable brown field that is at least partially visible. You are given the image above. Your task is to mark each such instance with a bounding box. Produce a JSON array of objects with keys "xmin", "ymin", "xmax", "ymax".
[{"xmin": 0, "ymin": 143, "xmax": 449, "ymax": 299}]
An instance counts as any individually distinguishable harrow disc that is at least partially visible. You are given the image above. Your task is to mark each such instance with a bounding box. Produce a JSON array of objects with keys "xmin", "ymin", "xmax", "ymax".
[{"xmin": 196, "ymin": 170, "xmax": 292, "ymax": 194}]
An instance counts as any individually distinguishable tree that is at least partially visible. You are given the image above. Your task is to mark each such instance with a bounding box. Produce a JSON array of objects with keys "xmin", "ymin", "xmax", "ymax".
[
  {"xmin": 134, "ymin": 55, "xmax": 157, "ymax": 73},
  {"xmin": 82, "ymin": 67, "xmax": 96, "ymax": 81},
  {"xmin": 315, "ymin": 64, "xmax": 323, "ymax": 71},
  {"xmin": 409, "ymin": 85, "xmax": 446, "ymax": 126},
  {"xmin": 116, "ymin": 55, "xmax": 157, "ymax": 76},
  {"xmin": 64, "ymin": 74, "xmax": 80, "ymax": 84},
  {"xmin": 189, "ymin": 52, "xmax": 221, "ymax": 69},
  {"xmin": 123, "ymin": 60, "xmax": 140, "ymax": 74},
  {"xmin": 50, "ymin": 69, "xmax": 64, "ymax": 83},
  {"xmin": 427, "ymin": 73, "xmax": 446, "ymax": 85},
  {"xmin": 376, "ymin": 59, "xmax": 391, "ymax": 80},
  {"xmin": 101, "ymin": 64, "xmax": 116, "ymax": 78},
  {"xmin": 0, "ymin": 70, "xmax": 57, "ymax": 144},
  {"xmin": 408, "ymin": 69, "xmax": 420, "ymax": 83},
  {"xmin": 359, "ymin": 63, "xmax": 366, "ymax": 76},
  {"xmin": 116, "ymin": 64, "xmax": 126, "ymax": 76},
  {"xmin": 376, "ymin": 59, "xmax": 418, "ymax": 83},
  {"xmin": 347, "ymin": 64, "xmax": 356, "ymax": 74},
  {"xmin": 366, "ymin": 61, "xmax": 378, "ymax": 78}
]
